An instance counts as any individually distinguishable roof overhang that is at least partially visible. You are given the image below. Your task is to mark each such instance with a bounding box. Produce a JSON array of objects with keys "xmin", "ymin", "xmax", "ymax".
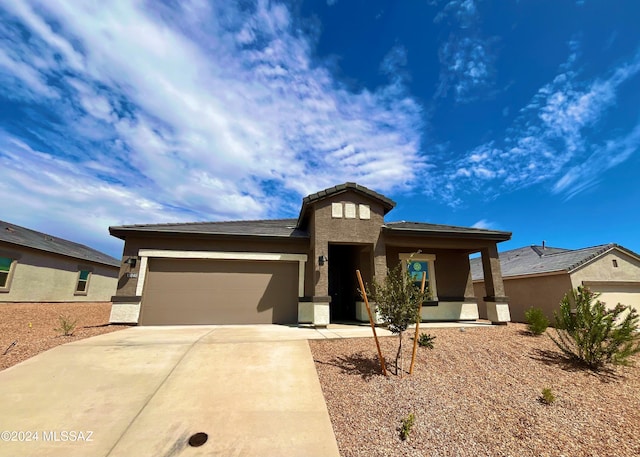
[{"xmin": 382, "ymin": 226, "xmax": 511, "ymax": 242}]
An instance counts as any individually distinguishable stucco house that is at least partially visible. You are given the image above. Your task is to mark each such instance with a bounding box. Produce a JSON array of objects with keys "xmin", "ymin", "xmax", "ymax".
[
  {"xmin": 0, "ymin": 220, "xmax": 120, "ymax": 303},
  {"xmin": 471, "ymin": 243, "xmax": 640, "ymax": 323},
  {"xmin": 109, "ymin": 182, "xmax": 512, "ymax": 326}
]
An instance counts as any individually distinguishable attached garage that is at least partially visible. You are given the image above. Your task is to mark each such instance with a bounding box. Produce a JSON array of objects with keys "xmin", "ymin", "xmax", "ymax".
[
  {"xmin": 139, "ymin": 258, "xmax": 300, "ymax": 325},
  {"xmin": 583, "ymin": 282, "xmax": 640, "ymax": 315}
]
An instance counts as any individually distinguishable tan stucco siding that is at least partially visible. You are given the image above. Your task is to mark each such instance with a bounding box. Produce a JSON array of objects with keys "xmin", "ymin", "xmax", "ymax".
[
  {"xmin": 310, "ymin": 192, "xmax": 386, "ymax": 298},
  {"xmin": 0, "ymin": 244, "xmax": 118, "ymax": 302},
  {"xmin": 569, "ymin": 250, "xmax": 640, "ymax": 287},
  {"xmin": 569, "ymin": 250, "xmax": 640, "ymax": 315},
  {"xmin": 474, "ymin": 273, "xmax": 573, "ymax": 323}
]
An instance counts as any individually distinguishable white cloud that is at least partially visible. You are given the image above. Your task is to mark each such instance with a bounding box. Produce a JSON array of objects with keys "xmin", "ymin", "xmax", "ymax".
[
  {"xmin": 0, "ymin": 0, "xmax": 427, "ymax": 255},
  {"xmin": 471, "ymin": 219, "xmax": 495, "ymax": 230},
  {"xmin": 433, "ymin": 0, "xmax": 496, "ymax": 103},
  {"xmin": 447, "ymin": 43, "xmax": 640, "ymax": 200}
]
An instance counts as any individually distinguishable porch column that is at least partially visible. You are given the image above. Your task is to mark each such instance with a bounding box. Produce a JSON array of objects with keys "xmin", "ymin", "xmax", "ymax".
[{"xmin": 480, "ymin": 244, "xmax": 511, "ymax": 323}]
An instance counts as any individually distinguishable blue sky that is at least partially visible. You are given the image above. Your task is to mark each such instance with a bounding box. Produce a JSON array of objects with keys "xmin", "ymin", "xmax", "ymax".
[{"xmin": 1, "ymin": 0, "xmax": 639, "ymax": 259}]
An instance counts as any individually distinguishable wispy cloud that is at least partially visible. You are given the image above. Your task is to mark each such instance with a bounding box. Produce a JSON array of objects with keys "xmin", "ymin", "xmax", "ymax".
[
  {"xmin": 471, "ymin": 219, "xmax": 497, "ymax": 230},
  {"xmin": 448, "ymin": 42, "xmax": 640, "ymax": 201},
  {"xmin": 0, "ymin": 0, "xmax": 427, "ymax": 255},
  {"xmin": 433, "ymin": 0, "xmax": 496, "ymax": 102}
]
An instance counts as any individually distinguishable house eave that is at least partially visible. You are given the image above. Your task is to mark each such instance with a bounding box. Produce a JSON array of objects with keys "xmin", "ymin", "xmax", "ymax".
[
  {"xmin": 382, "ymin": 226, "xmax": 511, "ymax": 242},
  {"xmin": 108, "ymin": 227, "xmax": 309, "ymax": 242}
]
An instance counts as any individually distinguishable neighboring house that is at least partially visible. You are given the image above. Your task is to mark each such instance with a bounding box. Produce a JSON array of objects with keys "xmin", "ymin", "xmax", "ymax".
[
  {"xmin": 109, "ymin": 182, "xmax": 512, "ymax": 326},
  {"xmin": 471, "ymin": 243, "xmax": 640, "ymax": 323},
  {"xmin": 0, "ymin": 220, "xmax": 120, "ymax": 302}
]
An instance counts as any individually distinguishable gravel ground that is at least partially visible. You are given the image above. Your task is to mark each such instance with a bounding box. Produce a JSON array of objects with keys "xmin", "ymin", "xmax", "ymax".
[
  {"xmin": 0, "ymin": 302, "xmax": 129, "ymax": 372},
  {"xmin": 310, "ymin": 324, "xmax": 640, "ymax": 457}
]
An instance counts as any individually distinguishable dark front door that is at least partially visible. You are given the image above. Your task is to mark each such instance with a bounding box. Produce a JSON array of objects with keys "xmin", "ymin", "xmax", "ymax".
[{"xmin": 328, "ymin": 244, "xmax": 372, "ymax": 322}]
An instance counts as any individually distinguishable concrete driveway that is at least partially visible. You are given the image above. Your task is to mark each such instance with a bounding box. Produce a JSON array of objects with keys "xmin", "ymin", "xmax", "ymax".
[{"xmin": 0, "ymin": 325, "xmax": 390, "ymax": 457}]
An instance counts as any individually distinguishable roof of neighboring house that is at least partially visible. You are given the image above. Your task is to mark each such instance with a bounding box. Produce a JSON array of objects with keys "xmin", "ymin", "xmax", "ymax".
[
  {"xmin": 296, "ymin": 182, "xmax": 396, "ymax": 227},
  {"xmin": 109, "ymin": 218, "xmax": 308, "ymax": 240},
  {"xmin": 384, "ymin": 221, "xmax": 511, "ymax": 240},
  {"xmin": 471, "ymin": 243, "xmax": 637, "ymax": 280},
  {"xmin": 0, "ymin": 220, "xmax": 120, "ymax": 267}
]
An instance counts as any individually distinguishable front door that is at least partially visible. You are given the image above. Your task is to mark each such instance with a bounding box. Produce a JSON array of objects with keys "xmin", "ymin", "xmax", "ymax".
[{"xmin": 328, "ymin": 244, "xmax": 372, "ymax": 322}]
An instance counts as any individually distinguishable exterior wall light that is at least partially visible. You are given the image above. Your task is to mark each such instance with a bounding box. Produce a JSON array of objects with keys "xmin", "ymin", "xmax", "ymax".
[
  {"xmin": 124, "ymin": 257, "xmax": 138, "ymax": 268},
  {"xmin": 318, "ymin": 255, "xmax": 328, "ymax": 266}
]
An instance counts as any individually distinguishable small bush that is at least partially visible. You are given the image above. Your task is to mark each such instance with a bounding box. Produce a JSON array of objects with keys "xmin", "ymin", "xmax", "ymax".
[
  {"xmin": 525, "ymin": 307, "xmax": 549, "ymax": 335},
  {"xmin": 400, "ymin": 413, "xmax": 415, "ymax": 441},
  {"xmin": 550, "ymin": 286, "xmax": 640, "ymax": 369},
  {"xmin": 418, "ymin": 332, "xmax": 436, "ymax": 349},
  {"xmin": 540, "ymin": 388, "xmax": 555, "ymax": 405},
  {"xmin": 54, "ymin": 315, "xmax": 77, "ymax": 336}
]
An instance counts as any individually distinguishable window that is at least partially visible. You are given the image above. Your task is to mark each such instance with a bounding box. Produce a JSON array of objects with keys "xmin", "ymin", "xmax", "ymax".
[
  {"xmin": 0, "ymin": 256, "xmax": 15, "ymax": 291},
  {"xmin": 399, "ymin": 253, "xmax": 438, "ymax": 302},
  {"xmin": 612, "ymin": 259, "xmax": 618, "ymax": 268},
  {"xmin": 75, "ymin": 269, "xmax": 91, "ymax": 294},
  {"xmin": 408, "ymin": 260, "xmax": 429, "ymax": 289}
]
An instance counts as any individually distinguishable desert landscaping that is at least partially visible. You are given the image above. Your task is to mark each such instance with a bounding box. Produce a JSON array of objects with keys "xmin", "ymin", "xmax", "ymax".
[
  {"xmin": 0, "ymin": 302, "xmax": 129, "ymax": 372},
  {"xmin": 310, "ymin": 324, "xmax": 640, "ymax": 457},
  {"xmin": 2, "ymin": 304, "xmax": 639, "ymax": 457}
]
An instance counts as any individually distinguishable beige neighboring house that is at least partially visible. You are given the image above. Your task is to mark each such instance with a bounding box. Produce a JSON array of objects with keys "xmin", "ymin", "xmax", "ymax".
[
  {"xmin": 109, "ymin": 182, "xmax": 513, "ymax": 326},
  {"xmin": 0, "ymin": 220, "xmax": 120, "ymax": 303},
  {"xmin": 471, "ymin": 243, "xmax": 640, "ymax": 323}
]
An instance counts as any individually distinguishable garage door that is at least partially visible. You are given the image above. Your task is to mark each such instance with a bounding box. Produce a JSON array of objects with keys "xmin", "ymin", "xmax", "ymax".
[
  {"xmin": 139, "ymin": 258, "xmax": 299, "ymax": 325},
  {"xmin": 587, "ymin": 283, "xmax": 640, "ymax": 315}
]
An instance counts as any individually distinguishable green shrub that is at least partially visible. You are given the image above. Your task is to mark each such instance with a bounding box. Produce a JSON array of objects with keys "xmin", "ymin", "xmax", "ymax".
[
  {"xmin": 540, "ymin": 388, "xmax": 555, "ymax": 405},
  {"xmin": 550, "ymin": 286, "xmax": 640, "ymax": 369},
  {"xmin": 418, "ymin": 332, "xmax": 436, "ymax": 349},
  {"xmin": 400, "ymin": 413, "xmax": 415, "ymax": 441},
  {"xmin": 524, "ymin": 307, "xmax": 549, "ymax": 335},
  {"xmin": 54, "ymin": 315, "xmax": 77, "ymax": 336}
]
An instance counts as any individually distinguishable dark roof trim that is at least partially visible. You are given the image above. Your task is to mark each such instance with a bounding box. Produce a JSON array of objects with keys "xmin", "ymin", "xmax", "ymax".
[
  {"xmin": 382, "ymin": 221, "xmax": 511, "ymax": 241},
  {"xmin": 567, "ymin": 243, "xmax": 639, "ymax": 273},
  {"xmin": 109, "ymin": 218, "xmax": 308, "ymax": 240},
  {"xmin": 296, "ymin": 182, "xmax": 396, "ymax": 228}
]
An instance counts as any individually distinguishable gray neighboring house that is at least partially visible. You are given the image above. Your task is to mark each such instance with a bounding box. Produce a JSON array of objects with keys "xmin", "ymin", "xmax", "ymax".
[
  {"xmin": 471, "ymin": 243, "xmax": 640, "ymax": 323},
  {"xmin": 0, "ymin": 220, "xmax": 120, "ymax": 302},
  {"xmin": 109, "ymin": 182, "xmax": 513, "ymax": 326}
]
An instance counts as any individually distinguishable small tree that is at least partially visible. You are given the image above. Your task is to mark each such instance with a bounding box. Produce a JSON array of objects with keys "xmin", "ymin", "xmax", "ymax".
[
  {"xmin": 365, "ymin": 260, "xmax": 430, "ymax": 376},
  {"xmin": 524, "ymin": 307, "xmax": 549, "ymax": 336},
  {"xmin": 550, "ymin": 286, "xmax": 640, "ymax": 369}
]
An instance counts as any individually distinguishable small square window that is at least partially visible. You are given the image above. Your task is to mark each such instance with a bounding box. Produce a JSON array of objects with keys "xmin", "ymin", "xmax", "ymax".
[
  {"xmin": 344, "ymin": 203, "xmax": 356, "ymax": 218},
  {"xmin": 359, "ymin": 204, "xmax": 371, "ymax": 220},
  {"xmin": 612, "ymin": 259, "xmax": 618, "ymax": 268},
  {"xmin": 331, "ymin": 202, "xmax": 343, "ymax": 218},
  {"xmin": 75, "ymin": 270, "xmax": 91, "ymax": 294}
]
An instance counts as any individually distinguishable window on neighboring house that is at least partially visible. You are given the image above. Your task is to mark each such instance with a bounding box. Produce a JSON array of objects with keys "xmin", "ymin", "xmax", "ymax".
[
  {"xmin": 612, "ymin": 259, "xmax": 618, "ymax": 268},
  {"xmin": 75, "ymin": 269, "xmax": 91, "ymax": 294},
  {"xmin": 0, "ymin": 256, "xmax": 15, "ymax": 291}
]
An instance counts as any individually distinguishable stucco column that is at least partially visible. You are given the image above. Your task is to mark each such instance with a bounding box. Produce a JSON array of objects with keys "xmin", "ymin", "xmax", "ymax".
[
  {"xmin": 480, "ymin": 244, "xmax": 511, "ymax": 323},
  {"xmin": 373, "ymin": 237, "xmax": 387, "ymax": 284},
  {"xmin": 302, "ymin": 239, "xmax": 329, "ymax": 327},
  {"xmin": 314, "ymin": 240, "xmax": 329, "ymax": 298}
]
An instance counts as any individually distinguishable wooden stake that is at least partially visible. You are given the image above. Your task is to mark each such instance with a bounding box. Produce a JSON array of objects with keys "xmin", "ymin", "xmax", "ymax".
[
  {"xmin": 356, "ymin": 270, "xmax": 387, "ymax": 376},
  {"xmin": 409, "ymin": 271, "xmax": 427, "ymax": 375}
]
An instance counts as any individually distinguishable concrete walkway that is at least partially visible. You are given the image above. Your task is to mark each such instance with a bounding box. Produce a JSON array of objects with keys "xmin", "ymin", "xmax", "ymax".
[{"xmin": 0, "ymin": 322, "xmax": 493, "ymax": 456}]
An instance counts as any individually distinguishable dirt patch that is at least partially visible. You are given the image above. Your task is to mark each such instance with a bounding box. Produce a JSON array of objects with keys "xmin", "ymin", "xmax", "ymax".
[
  {"xmin": 0, "ymin": 302, "xmax": 129, "ymax": 371},
  {"xmin": 310, "ymin": 323, "xmax": 640, "ymax": 457}
]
